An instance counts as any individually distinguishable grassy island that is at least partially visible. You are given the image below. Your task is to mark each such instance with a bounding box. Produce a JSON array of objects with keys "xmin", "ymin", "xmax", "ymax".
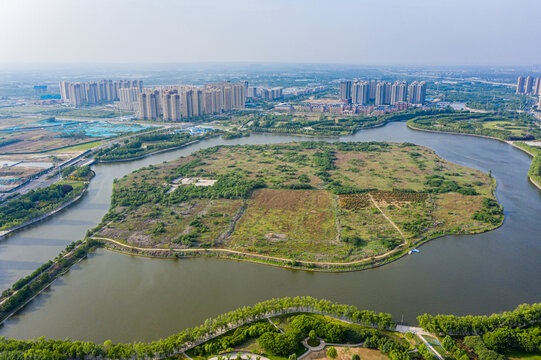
[{"xmin": 93, "ymin": 141, "xmax": 501, "ymax": 270}]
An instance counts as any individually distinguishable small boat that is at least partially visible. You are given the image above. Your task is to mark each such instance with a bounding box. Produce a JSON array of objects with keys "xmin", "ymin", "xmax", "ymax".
[{"xmin": 408, "ymin": 248, "xmax": 420, "ymax": 255}]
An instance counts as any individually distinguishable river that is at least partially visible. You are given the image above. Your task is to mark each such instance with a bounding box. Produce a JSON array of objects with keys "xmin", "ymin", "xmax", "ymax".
[{"xmin": 0, "ymin": 122, "xmax": 540, "ymax": 343}]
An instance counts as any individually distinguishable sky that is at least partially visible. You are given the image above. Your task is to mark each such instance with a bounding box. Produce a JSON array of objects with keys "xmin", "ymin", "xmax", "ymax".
[{"xmin": 0, "ymin": 0, "xmax": 540, "ymax": 66}]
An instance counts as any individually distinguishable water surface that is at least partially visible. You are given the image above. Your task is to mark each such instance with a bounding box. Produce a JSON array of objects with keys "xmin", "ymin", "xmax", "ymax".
[{"xmin": 0, "ymin": 122, "xmax": 540, "ymax": 342}]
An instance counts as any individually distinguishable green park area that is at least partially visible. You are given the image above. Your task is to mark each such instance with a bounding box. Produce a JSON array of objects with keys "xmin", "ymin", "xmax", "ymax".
[
  {"xmin": 1, "ymin": 297, "xmax": 540, "ymax": 360},
  {"xmin": 246, "ymin": 109, "xmax": 445, "ymax": 136},
  {"xmin": 94, "ymin": 141, "xmax": 501, "ymax": 268},
  {"xmin": 407, "ymin": 111, "xmax": 541, "ymax": 141}
]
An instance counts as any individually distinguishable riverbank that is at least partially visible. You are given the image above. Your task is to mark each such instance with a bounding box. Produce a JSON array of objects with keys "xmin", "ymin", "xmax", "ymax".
[
  {"xmin": 0, "ymin": 188, "xmax": 88, "ymax": 240},
  {"xmin": 406, "ymin": 122, "xmax": 541, "ymax": 191},
  {"xmin": 95, "ymin": 213, "xmax": 502, "ymax": 272},
  {"xmin": 95, "ymin": 139, "xmax": 201, "ymax": 163}
]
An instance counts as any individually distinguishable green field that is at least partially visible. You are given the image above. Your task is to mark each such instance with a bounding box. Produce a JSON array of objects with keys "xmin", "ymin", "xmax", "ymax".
[{"xmin": 95, "ymin": 141, "xmax": 500, "ymax": 266}]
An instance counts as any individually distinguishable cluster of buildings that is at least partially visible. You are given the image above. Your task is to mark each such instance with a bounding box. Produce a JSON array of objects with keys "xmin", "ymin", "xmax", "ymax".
[
  {"xmin": 293, "ymin": 102, "xmax": 410, "ymax": 116},
  {"xmin": 59, "ymin": 80, "xmax": 143, "ymax": 107},
  {"xmin": 515, "ymin": 76, "xmax": 541, "ymax": 96},
  {"xmin": 247, "ymin": 85, "xmax": 329, "ymax": 100},
  {"xmin": 516, "ymin": 76, "xmax": 541, "ymax": 110},
  {"xmin": 247, "ymin": 86, "xmax": 283, "ymax": 100},
  {"xmin": 340, "ymin": 80, "xmax": 427, "ymax": 106},
  {"xmin": 138, "ymin": 81, "xmax": 246, "ymax": 121}
]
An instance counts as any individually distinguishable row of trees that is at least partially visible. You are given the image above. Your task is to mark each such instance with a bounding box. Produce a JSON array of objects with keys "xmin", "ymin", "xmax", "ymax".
[
  {"xmin": 417, "ymin": 302, "xmax": 541, "ymax": 335},
  {"xmin": 95, "ymin": 131, "xmax": 218, "ymax": 162},
  {"xmin": 0, "ymin": 182, "xmax": 85, "ymax": 231},
  {"xmin": 0, "ymin": 297, "xmax": 395, "ymax": 359}
]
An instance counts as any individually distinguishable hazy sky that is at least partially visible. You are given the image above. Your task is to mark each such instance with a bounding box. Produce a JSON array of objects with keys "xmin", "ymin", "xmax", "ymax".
[{"xmin": 0, "ymin": 0, "xmax": 539, "ymax": 66}]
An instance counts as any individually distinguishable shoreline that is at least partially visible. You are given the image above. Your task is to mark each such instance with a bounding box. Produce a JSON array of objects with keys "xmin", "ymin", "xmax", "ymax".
[
  {"xmin": 95, "ymin": 214, "xmax": 502, "ymax": 273},
  {"xmin": 249, "ymin": 120, "xmax": 389, "ymax": 138},
  {"xmin": 406, "ymin": 122, "xmax": 541, "ymax": 191},
  {"xmin": 95, "ymin": 139, "xmax": 201, "ymax": 163}
]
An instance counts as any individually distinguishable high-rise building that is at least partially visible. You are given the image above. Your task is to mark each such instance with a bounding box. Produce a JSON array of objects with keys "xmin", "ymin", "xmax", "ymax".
[
  {"xmin": 340, "ymin": 81, "xmax": 352, "ymax": 103},
  {"xmin": 535, "ymin": 78, "xmax": 541, "ymax": 96},
  {"xmin": 119, "ymin": 87, "xmax": 141, "ymax": 111},
  {"xmin": 516, "ymin": 76, "xmax": 525, "ymax": 95},
  {"xmin": 384, "ymin": 82, "xmax": 392, "ymax": 105},
  {"xmin": 60, "ymin": 81, "xmax": 70, "ymax": 101},
  {"xmin": 247, "ymin": 87, "xmax": 257, "ymax": 98},
  {"xmin": 351, "ymin": 81, "xmax": 369, "ymax": 105},
  {"xmin": 414, "ymin": 81, "xmax": 427, "ymax": 105},
  {"xmin": 407, "ymin": 81, "xmax": 426, "ymax": 105},
  {"xmin": 59, "ymin": 79, "xmax": 142, "ymax": 107},
  {"xmin": 162, "ymin": 90, "xmax": 182, "ymax": 121},
  {"xmin": 391, "ymin": 81, "xmax": 408, "ymax": 105},
  {"xmin": 368, "ymin": 80, "xmax": 377, "ymax": 101},
  {"xmin": 137, "ymin": 90, "xmax": 160, "ymax": 120},
  {"xmin": 68, "ymin": 83, "xmax": 84, "ymax": 107},
  {"xmin": 375, "ymin": 82, "xmax": 387, "ymax": 106},
  {"xmin": 525, "ymin": 76, "xmax": 534, "ymax": 95}
]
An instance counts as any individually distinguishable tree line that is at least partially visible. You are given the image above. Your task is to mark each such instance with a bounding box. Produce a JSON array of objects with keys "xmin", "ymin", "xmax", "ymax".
[{"xmin": 0, "ymin": 297, "xmax": 395, "ymax": 359}]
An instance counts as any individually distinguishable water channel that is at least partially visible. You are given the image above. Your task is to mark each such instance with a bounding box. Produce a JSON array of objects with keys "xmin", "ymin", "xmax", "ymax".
[{"xmin": 0, "ymin": 121, "xmax": 540, "ymax": 343}]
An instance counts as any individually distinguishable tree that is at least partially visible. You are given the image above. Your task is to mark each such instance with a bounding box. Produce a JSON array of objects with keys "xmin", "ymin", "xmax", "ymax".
[
  {"xmin": 327, "ymin": 346, "xmax": 337, "ymax": 359},
  {"xmin": 309, "ymin": 330, "xmax": 317, "ymax": 341},
  {"xmin": 352, "ymin": 354, "xmax": 360, "ymax": 360}
]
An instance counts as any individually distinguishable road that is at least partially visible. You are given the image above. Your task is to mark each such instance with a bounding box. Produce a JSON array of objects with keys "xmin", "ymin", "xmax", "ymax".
[{"xmin": 0, "ymin": 125, "xmax": 167, "ymax": 203}]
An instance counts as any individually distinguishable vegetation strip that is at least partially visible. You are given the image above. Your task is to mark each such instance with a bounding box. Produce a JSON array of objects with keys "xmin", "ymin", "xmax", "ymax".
[
  {"xmin": 0, "ymin": 166, "xmax": 94, "ymax": 235},
  {"xmin": 0, "ymin": 296, "xmax": 540, "ymax": 360}
]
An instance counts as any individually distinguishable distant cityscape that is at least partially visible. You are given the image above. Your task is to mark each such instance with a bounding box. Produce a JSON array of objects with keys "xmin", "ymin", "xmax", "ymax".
[
  {"xmin": 139, "ymin": 82, "xmax": 246, "ymax": 121},
  {"xmin": 340, "ymin": 80, "xmax": 427, "ymax": 106}
]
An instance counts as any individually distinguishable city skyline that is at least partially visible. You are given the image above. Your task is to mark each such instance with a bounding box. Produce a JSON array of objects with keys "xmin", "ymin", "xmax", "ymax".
[{"xmin": 1, "ymin": 0, "xmax": 540, "ymax": 66}]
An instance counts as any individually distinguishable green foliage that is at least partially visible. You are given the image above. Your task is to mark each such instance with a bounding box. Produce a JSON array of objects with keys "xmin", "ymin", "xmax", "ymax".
[
  {"xmin": 0, "ymin": 182, "xmax": 84, "ymax": 231},
  {"xmin": 0, "ymin": 297, "xmax": 396, "ymax": 359},
  {"xmin": 482, "ymin": 326, "xmax": 541, "ymax": 354},
  {"xmin": 95, "ymin": 131, "xmax": 217, "ymax": 161},
  {"xmin": 250, "ymin": 109, "xmax": 448, "ymax": 136},
  {"xmin": 473, "ymin": 198, "xmax": 503, "ymax": 224},
  {"xmin": 408, "ymin": 111, "xmax": 541, "ymax": 141},
  {"xmin": 417, "ymin": 343, "xmax": 437, "ymax": 360},
  {"xmin": 463, "ymin": 336, "xmax": 506, "ymax": 360},
  {"xmin": 417, "ymin": 302, "xmax": 541, "ymax": 336},
  {"xmin": 193, "ymin": 322, "xmax": 276, "ymax": 356},
  {"xmin": 258, "ymin": 331, "xmax": 301, "ymax": 356},
  {"xmin": 326, "ymin": 346, "xmax": 338, "ymax": 359}
]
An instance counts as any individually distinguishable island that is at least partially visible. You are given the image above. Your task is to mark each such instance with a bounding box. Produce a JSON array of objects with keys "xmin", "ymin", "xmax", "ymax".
[{"xmin": 92, "ymin": 141, "xmax": 502, "ymax": 270}]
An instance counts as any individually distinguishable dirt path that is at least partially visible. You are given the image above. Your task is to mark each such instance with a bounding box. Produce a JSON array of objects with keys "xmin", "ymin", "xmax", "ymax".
[
  {"xmin": 93, "ymin": 236, "xmax": 406, "ymax": 267},
  {"xmin": 368, "ymin": 194, "xmax": 406, "ymax": 241}
]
